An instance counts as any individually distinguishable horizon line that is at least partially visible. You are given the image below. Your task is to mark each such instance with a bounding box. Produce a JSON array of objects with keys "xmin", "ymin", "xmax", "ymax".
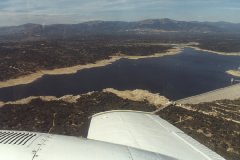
[{"xmin": 1, "ymin": 18, "xmax": 240, "ymax": 27}]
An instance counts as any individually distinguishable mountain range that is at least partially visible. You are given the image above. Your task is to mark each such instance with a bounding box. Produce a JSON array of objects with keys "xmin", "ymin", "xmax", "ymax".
[{"xmin": 0, "ymin": 18, "xmax": 240, "ymax": 38}]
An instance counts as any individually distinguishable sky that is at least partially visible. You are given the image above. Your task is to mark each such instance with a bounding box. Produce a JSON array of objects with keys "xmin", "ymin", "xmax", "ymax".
[{"xmin": 0, "ymin": 0, "xmax": 240, "ymax": 26}]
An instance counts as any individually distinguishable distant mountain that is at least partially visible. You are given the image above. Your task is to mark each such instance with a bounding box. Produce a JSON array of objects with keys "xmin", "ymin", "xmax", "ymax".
[
  {"xmin": 0, "ymin": 19, "xmax": 239, "ymax": 38},
  {"xmin": 131, "ymin": 19, "xmax": 221, "ymax": 32},
  {"xmin": 203, "ymin": 21, "xmax": 240, "ymax": 32}
]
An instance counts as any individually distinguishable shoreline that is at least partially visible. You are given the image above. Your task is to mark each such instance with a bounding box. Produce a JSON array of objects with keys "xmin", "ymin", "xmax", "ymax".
[
  {"xmin": 0, "ymin": 88, "xmax": 169, "ymax": 108},
  {"xmin": 0, "ymin": 47, "xmax": 183, "ymax": 89},
  {"xmin": 0, "ymin": 95, "xmax": 81, "ymax": 107},
  {"xmin": 103, "ymin": 88, "xmax": 169, "ymax": 107},
  {"xmin": 226, "ymin": 70, "xmax": 240, "ymax": 77},
  {"xmin": 0, "ymin": 45, "xmax": 238, "ymax": 90},
  {"xmin": 189, "ymin": 46, "xmax": 240, "ymax": 56}
]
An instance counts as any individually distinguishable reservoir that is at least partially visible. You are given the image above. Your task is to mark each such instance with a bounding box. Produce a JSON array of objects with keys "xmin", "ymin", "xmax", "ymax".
[{"xmin": 0, "ymin": 48, "xmax": 239, "ymax": 102}]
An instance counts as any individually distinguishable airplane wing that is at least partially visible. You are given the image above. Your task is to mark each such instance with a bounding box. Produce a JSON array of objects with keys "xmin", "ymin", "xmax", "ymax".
[
  {"xmin": 0, "ymin": 110, "xmax": 225, "ymax": 160},
  {"xmin": 0, "ymin": 129, "xmax": 178, "ymax": 160},
  {"xmin": 88, "ymin": 110, "xmax": 225, "ymax": 160}
]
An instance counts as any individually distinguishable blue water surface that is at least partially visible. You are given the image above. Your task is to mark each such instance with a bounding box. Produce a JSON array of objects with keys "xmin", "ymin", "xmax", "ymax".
[{"xmin": 0, "ymin": 48, "xmax": 239, "ymax": 102}]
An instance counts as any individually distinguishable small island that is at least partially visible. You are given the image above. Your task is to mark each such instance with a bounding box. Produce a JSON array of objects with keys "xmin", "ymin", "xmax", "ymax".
[{"xmin": 227, "ymin": 70, "xmax": 240, "ymax": 77}]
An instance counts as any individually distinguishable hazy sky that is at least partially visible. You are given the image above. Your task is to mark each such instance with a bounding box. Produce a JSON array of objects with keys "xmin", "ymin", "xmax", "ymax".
[{"xmin": 0, "ymin": 0, "xmax": 240, "ymax": 26}]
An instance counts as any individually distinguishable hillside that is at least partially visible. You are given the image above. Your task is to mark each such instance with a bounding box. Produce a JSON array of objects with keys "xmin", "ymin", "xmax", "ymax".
[
  {"xmin": 0, "ymin": 92, "xmax": 239, "ymax": 159},
  {"xmin": 1, "ymin": 19, "xmax": 240, "ymax": 38}
]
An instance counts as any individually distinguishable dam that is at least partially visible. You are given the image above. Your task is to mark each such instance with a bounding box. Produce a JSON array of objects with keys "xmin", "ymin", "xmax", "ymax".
[{"xmin": 177, "ymin": 83, "xmax": 240, "ymax": 104}]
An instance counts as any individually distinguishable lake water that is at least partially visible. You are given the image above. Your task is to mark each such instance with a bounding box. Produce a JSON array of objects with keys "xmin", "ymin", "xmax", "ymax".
[{"xmin": 0, "ymin": 48, "xmax": 239, "ymax": 102}]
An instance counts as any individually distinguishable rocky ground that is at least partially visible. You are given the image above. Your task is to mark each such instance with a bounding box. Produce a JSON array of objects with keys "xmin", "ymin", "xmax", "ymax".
[
  {"xmin": 0, "ymin": 92, "xmax": 239, "ymax": 159},
  {"xmin": 0, "ymin": 92, "xmax": 156, "ymax": 137},
  {"xmin": 159, "ymin": 99, "xmax": 240, "ymax": 160}
]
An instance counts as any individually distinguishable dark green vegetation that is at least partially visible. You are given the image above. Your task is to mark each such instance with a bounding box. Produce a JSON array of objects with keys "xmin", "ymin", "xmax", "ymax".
[
  {"xmin": 159, "ymin": 99, "xmax": 240, "ymax": 160},
  {"xmin": 1, "ymin": 19, "xmax": 240, "ymax": 81},
  {"xmin": 0, "ymin": 19, "xmax": 240, "ymax": 159},
  {"xmin": 197, "ymin": 33, "xmax": 240, "ymax": 52},
  {"xmin": 0, "ymin": 40, "xmax": 172, "ymax": 81},
  {"xmin": 0, "ymin": 92, "xmax": 155, "ymax": 137},
  {"xmin": 1, "ymin": 33, "xmax": 240, "ymax": 81},
  {"xmin": 0, "ymin": 91, "xmax": 239, "ymax": 159}
]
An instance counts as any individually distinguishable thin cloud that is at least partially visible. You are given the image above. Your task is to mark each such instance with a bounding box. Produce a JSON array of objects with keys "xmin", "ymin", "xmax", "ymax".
[{"xmin": 0, "ymin": 0, "xmax": 240, "ymax": 26}]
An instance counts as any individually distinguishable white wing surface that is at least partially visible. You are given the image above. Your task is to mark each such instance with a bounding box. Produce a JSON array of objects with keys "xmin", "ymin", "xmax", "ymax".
[
  {"xmin": 0, "ymin": 110, "xmax": 225, "ymax": 160},
  {"xmin": 88, "ymin": 110, "xmax": 225, "ymax": 160},
  {"xmin": 0, "ymin": 130, "xmax": 178, "ymax": 160}
]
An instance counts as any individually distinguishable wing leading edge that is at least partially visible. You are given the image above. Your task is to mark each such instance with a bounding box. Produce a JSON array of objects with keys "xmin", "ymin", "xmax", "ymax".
[
  {"xmin": 88, "ymin": 110, "xmax": 225, "ymax": 160},
  {"xmin": 0, "ymin": 110, "xmax": 225, "ymax": 160}
]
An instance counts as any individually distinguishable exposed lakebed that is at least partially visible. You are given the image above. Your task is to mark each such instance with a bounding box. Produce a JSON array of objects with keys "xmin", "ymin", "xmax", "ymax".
[{"xmin": 0, "ymin": 48, "xmax": 239, "ymax": 102}]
